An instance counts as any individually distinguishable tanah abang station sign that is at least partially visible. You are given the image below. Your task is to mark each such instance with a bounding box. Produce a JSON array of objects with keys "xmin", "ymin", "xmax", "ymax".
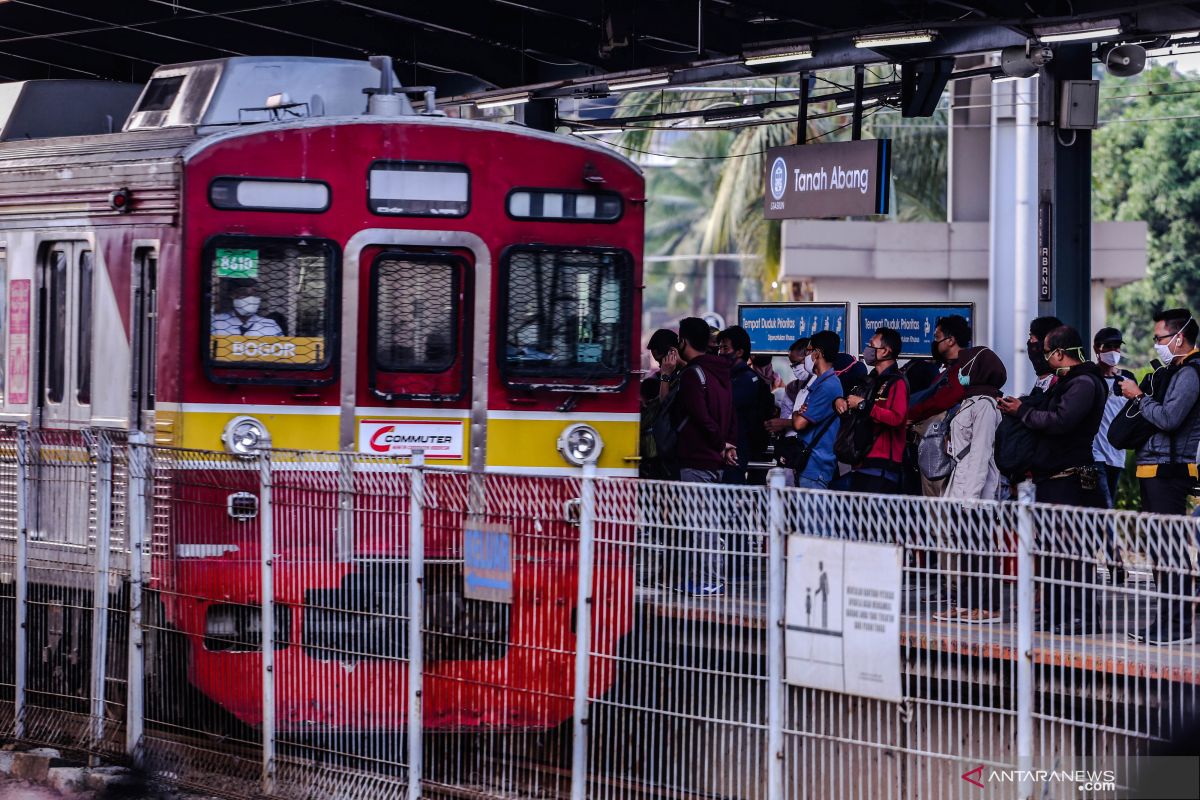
[{"xmin": 764, "ymin": 139, "xmax": 891, "ymax": 220}]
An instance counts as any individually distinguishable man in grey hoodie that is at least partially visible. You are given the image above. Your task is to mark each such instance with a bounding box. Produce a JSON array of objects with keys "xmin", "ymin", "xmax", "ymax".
[{"xmin": 1119, "ymin": 308, "xmax": 1200, "ymax": 645}]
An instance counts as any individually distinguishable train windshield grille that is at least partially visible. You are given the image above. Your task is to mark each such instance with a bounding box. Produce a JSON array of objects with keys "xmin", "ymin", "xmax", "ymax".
[
  {"xmin": 206, "ymin": 237, "xmax": 335, "ymax": 370},
  {"xmin": 502, "ymin": 248, "xmax": 631, "ymax": 379},
  {"xmin": 373, "ymin": 255, "xmax": 460, "ymax": 373}
]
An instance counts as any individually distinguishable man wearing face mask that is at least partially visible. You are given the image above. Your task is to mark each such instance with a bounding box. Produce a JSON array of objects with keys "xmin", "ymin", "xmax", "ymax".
[
  {"xmin": 1119, "ymin": 309, "xmax": 1200, "ymax": 645},
  {"xmin": 834, "ymin": 327, "xmax": 909, "ymax": 494},
  {"xmin": 1092, "ymin": 327, "xmax": 1136, "ymax": 507},
  {"xmin": 907, "ymin": 314, "xmax": 971, "ymax": 425},
  {"xmin": 717, "ymin": 325, "xmax": 777, "ymax": 484},
  {"xmin": 1028, "ymin": 316, "xmax": 1063, "ymax": 392},
  {"xmin": 212, "ymin": 279, "xmax": 283, "ymax": 337},
  {"xmin": 765, "ymin": 338, "xmax": 811, "ymax": 486},
  {"xmin": 999, "ymin": 325, "xmax": 1107, "ymax": 634}
]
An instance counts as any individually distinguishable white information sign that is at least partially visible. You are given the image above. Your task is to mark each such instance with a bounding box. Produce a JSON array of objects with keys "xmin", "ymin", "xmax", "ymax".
[
  {"xmin": 785, "ymin": 535, "xmax": 903, "ymax": 702},
  {"xmin": 358, "ymin": 419, "xmax": 466, "ymax": 459}
]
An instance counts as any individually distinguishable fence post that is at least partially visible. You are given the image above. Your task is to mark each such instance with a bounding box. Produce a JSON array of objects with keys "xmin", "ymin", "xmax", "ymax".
[
  {"xmin": 570, "ymin": 462, "xmax": 598, "ymax": 800},
  {"xmin": 89, "ymin": 431, "xmax": 114, "ymax": 760},
  {"xmin": 1015, "ymin": 480, "xmax": 1035, "ymax": 800},
  {"xmin": 407, "ymin": 450, "xmax": 425, "ymax": 800},
  {"xmin": 13, "ymin": 422, "xmax": 29, "ymax": 740},
  {"xmin": 766, "ymin": 468, "xmax": 787, "ymax": 800},
  {"xmin": 125, "ymin": 432, "xmax": 148, "ymax": 765},
  {"xmin": 259, "ymin": 449, "xmax": 276, "ymax": 797}
]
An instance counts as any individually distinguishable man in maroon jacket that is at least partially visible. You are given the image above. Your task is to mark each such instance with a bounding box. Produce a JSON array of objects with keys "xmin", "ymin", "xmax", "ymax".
[{"xmin": 671, "ymin": 316, "xmax": 737, "ymax": 596}]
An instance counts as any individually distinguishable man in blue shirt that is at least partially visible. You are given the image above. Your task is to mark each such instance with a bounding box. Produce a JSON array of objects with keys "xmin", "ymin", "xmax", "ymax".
[{"xmin": 789, "ymin": 330, "xmax": 844, "ymax": 489}]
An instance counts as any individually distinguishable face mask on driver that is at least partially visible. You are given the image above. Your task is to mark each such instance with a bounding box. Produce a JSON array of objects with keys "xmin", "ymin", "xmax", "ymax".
[{"xmin": 233, "ymin": 296, "xmax": 261, "ymax": 317}]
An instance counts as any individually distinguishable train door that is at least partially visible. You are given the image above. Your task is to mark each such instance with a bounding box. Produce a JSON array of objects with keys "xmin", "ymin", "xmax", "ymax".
[
  {"xmin": 33, "ymin": 240, "xmax": 94, "ymax": 544},
  {"xmin": 130, "ymin": 246, "xmax": 157, "ymax": 433},
  {"xmin": 36, "ymin": 241, "xmax": 93, "ymax": 430}
]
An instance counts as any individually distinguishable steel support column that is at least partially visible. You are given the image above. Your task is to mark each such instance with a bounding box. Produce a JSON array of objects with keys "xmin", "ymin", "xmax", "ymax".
[{"xmin": 1037, "ymin": 43, "xmax": 1092, "ymax": 332}]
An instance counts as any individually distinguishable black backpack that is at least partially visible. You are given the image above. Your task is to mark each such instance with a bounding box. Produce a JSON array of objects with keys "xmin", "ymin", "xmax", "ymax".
[
  {"xmin": 834, "ymin": 372, "xmax": 905, "ymax": 465},
  {"xmin": 746, "ymin": 373, "xmax": 779, "ymax": 460},
  {"xmin": 993, "ymin": 387, "xmax": 1048, "ymax": 479},
  {"xmin": 1106, "ymin": 364, "xmax": 1196, "ymax": 451}
]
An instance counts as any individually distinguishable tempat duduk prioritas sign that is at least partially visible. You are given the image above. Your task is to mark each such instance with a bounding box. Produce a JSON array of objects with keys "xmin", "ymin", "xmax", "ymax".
[{"xmin": 764, "ymin": 139, "xmax": 891, "ymax": 220}]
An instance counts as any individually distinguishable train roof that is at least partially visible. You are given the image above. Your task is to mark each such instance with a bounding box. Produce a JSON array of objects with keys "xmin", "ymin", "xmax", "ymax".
[{"xmin": 0, "ymin": 114, "xmax": 639, "ymax": 175}]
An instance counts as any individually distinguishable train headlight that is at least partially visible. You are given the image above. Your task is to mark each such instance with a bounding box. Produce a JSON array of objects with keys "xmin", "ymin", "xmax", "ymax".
[
  {"xmin": 557, "ymin": 423, "xmax": 603, "ymax": 466},
  {"xmin": 222, "ymin": 415, "xmax": 271, "ymax": 458}
]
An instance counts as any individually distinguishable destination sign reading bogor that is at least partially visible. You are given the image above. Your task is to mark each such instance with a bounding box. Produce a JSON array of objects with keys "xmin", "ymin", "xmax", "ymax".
[{"xmin": 764, "ymin": 139, "xmax": 891, "ymax": 219}]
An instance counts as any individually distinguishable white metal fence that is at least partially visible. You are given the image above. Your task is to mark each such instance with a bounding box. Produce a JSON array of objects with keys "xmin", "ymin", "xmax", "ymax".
[{"xmin": 0, "ymin": 424, "xmax": 1197, "ymax": 799}]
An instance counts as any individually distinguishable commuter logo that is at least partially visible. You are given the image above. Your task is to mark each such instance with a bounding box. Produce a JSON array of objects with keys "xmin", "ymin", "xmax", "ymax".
[
  {"xmin": 358, "ymin": 418, "xmax": 465, "ymax": 459},
  {"xmin": 770, "ymin": 156, "xmax": 788, "ymax": 201}
]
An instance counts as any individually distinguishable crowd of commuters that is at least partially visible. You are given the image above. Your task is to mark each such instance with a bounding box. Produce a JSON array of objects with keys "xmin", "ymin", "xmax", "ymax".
[{"xmin": 640, "ymin": 309, "xmax": 1200, "ymax": 644}]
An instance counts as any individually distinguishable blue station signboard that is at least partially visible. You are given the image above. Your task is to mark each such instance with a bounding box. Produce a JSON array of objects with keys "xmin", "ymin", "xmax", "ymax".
[
  {"xmin": 857, "ymin": 303, "xmax": 974, "ymax": 359},
  {"xmin": 738, "ymin": 303, "xmax": 849, "ymax": 356}
]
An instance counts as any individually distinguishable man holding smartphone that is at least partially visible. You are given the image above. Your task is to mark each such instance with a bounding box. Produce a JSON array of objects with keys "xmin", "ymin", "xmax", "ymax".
[{"xmin": 1118, "ymin": 309, "xmax": 1200, "ymax": 645}]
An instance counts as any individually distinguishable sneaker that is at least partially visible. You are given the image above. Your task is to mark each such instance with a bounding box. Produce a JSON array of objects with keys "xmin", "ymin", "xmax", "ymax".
[
  {"xmin": 959, "ymin": 609, "xmax": 1002, "ymax": 625},
  {"xmin": 686, "ymin": 582, "xmax": 725, "ymax": 597},
  {"xmin": 932, "ymin": 607, "xmax": 963, "ymax": 622},
  {"xmin": 1131, "ymin": 624, "xmax": 1195, "ymax": 646}
]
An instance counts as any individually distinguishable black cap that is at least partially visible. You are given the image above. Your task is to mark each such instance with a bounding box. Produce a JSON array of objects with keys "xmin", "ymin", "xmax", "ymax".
[{"xmin": 1093, "ymin": 327, "xmax": 1124, "ymax": 347}]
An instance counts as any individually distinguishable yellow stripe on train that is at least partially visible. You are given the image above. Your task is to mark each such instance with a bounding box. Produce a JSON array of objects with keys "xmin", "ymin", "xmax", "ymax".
[{"xmin": 161, "ymin": 408, "xmax": 638, "ymax": 471}]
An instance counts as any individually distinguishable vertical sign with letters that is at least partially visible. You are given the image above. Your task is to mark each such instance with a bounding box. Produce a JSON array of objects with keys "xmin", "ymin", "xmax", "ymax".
[
  {"xmin": 1038, "ymin": 200, "xmax": 1053, "ymax": 302},
  {"xmin": 7, "ymin": 279, "xmax": 30, "ymax": 404}
]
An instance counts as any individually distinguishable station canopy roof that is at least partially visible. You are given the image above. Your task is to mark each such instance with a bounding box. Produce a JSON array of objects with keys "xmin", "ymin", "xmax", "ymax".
[{"xmin": 0, "ymin": 1, "xmax": 1196, "ymax": 101}]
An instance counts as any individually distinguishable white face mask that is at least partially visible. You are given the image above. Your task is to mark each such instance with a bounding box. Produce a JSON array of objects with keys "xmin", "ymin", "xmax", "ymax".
[
  {"xmin": 791, "ymin": 360, "xmax": 811, "ymax": 382},
  {"xmin": 1098, "ymin": 350, "xmax": 1121, "ymax": 367},
  {"xmin": 1155, "ymin": 342, "xmax": 1176, "ymax": 364},
  {"xmin": 233, "ymin": 296, "xmax": 261, "ymax": 317},
  {"xmin": 803, "ymin": 353, "xmax": 815, "ymax": 375}
]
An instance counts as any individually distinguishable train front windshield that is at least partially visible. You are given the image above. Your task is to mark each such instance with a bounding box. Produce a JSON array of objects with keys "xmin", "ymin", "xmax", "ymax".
[{"xmin": 205, "ymin": 236, "xmax": 336, "ymax": 371}]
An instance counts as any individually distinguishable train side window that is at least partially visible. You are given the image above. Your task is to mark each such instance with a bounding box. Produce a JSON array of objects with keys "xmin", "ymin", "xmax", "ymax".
[
  {"xmin": 76, "ymin": 250, "xmax": 93, "ymax": 405},
  {"xmin": 45, "ymin": 250, "xmax": 67, "ymax": 404},
  {"xmin": 137, "ymin": 75, "xmax": 184, "ymax": 112},
  {"xmin": 205, "ymin": 236, "xmax": 336, "ymax": 371},
  {"xmin": 371, "ymin": 255, "xmax": 459, "ymax": 373},
  {"xmin": 500, "ymin": 247, "xmax": 631, "ymax": 380}
]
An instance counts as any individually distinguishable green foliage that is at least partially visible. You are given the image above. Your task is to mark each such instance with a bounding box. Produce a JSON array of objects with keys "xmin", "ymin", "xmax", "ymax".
[
  {"xmin": 1094, "ymin": 63, "xmax": 1200, "ymax": 360},
  {"xmin": 608, "ymin": 72, "xmax": 948, "ymax": 293}
]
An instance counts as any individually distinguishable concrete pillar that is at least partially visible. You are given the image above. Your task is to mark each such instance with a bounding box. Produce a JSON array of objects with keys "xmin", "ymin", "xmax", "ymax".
[{"xmin": 990, "ymin": 76, "xmax": 1039, "ymax": 394}]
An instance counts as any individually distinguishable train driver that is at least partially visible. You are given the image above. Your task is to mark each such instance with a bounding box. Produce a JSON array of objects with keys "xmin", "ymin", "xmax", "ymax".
[{"xmin": 211, "ymin": 278, "xmax": 283, "ymax": 337}]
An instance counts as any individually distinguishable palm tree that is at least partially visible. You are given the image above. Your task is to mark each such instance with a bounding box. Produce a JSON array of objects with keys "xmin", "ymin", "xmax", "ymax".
[{"xmin": 604, "ymin": 72, "xmax": 948, "ymax": 294}]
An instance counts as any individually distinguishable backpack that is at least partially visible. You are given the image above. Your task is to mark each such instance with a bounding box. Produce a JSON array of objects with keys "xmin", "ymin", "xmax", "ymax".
[
  {"xmin": 916, "ymin": 404, "xmax": 960, "ymax": 482},
  {"xmin": 639, "ymin": 369, "xmax": 702, "ymax": 480},
  {"xmin": 993, "ymin": 387, "xmax": 1049, "ymax": 479},
  {"xmin": 833, "ymin": 372, "xmax": 905, "ymax": 465},
  {"xmin": 746, "ymin": 373, "xmax": 778, "ymax": 460},
  {"xmin": 1106, "ymin": 364, "xmax": 1197, "ymax": 451}
]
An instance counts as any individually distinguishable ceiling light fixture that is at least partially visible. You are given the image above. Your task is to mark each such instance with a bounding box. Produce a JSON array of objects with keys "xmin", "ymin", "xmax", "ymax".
[
  {"xmin": 608, "ymin": 73, "xmax": 671, "ymax": 91},
  {"xmin": 1170, "ymin": 31, "xmax": 1200, "ymax": 39},
  {"xmin": 475, "ymin": 92, "xmax": 531, "ymax": 110},
  {"xmin": 1169, "ymin": 42, "xmax": 1200, "ymax": 55},
  {"xmin": 576, "ymin": 128, "xmax": 623, "ymax": 135},
  {"xmin": 992, "ymin": 74, "xmax": 1026, "ymax": 83},
  {"xmin": 1034, "ymin": 19, "xmax": 1121, "ymax": 43},
  {"xmin": 835, "ymin": 97, "xmax": 880, "ymax": 110},
  {"xmin": 702, "ymin": 110, "xmax": 763, "ymax": 125},
  {"xmin": 744, "ymin": 46, "xmax": 814, "ymax": 66},
  {"xmin": 853, "ymin": 30, "xmax": 936, "ymax": 48}
]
